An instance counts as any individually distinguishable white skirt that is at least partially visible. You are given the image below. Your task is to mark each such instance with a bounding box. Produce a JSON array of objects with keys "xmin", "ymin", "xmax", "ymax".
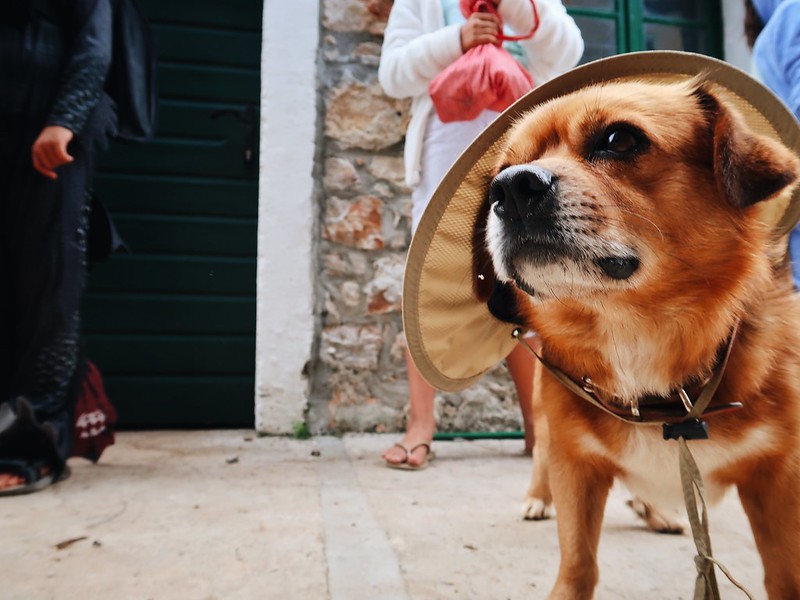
[{"xmin": 411, "ymin": 109, "xmax": 501, "ymax": 234}]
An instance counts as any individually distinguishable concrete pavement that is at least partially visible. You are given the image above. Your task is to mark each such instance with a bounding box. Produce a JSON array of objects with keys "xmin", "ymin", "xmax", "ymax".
[{"xmin": 1, "ymin": 432, "xmax": 766, "ymax": 599}]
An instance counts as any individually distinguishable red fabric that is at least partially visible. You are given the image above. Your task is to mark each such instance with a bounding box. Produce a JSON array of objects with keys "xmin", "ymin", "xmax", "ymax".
[
  {"xmin": 430, "ymin": 43, "xmax": 534, "ymax": 122},
  {"xmin": 429, "ymin": 0, "xmax": 539, "ymax": 123},
  {"xmin": 71, "ymin": 361, "xmax": 117, "ymax": 462}
]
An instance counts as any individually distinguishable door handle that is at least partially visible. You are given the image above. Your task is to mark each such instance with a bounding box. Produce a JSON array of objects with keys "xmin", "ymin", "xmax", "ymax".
[{"xmin": 211, "ymin": 104, "xmax": 258, "ymax": 175}]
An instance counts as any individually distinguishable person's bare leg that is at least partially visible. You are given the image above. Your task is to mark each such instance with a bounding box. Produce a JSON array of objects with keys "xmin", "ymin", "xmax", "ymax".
[
  {"xmin": 382, "ymin": 349, "xmax": 436, "ymax": 467},
  {"xmin": 506, "ymin": 343, "xmax": 536, "ymax": 454}
]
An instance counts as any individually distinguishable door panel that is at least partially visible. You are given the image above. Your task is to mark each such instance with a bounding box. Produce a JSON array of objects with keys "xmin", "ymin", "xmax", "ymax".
[
  {"xmin": 84, "ymin": 295, "xmax": 255, "ymax": 334},
  {"xmin": 86, "ymin": 335, "xmax": 254, "ymax": 374},
  {"xmin": 90, "ymin": 175, "xmax": 256, "ymax": 216},
  {"xmin": 158, "ymin": 67, "xmax": 259, "ymax": 101},
  {"xmin": 101, "ymin": 214, "xmax": 257, "ymax": 256},
  {"xmin": 154, "ymin": 27, "xmax": 262, "ymax": 68},
  {"xmin": 85, "ymin": 0, "xmax": 262, "ymax": 428},
  {"xmin": 101, "ymin": 103, "xmax": 258, "ymax": 177},
  {"xmin": 100, "ymin": 376, "xmax": 255, "ymax": 427},
  {"xmin": 88, "ymin": 256, "xmax": 256, "ymax": 295},
  {"xmin": 142, "ymin": 1, "xmax": 263, "ymax": 28}
]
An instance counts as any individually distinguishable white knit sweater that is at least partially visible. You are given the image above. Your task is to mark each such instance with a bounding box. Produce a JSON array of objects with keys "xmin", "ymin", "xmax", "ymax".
[{"xmin": 378, "ymin": 0, "xmax": 584, "ymax": 187}]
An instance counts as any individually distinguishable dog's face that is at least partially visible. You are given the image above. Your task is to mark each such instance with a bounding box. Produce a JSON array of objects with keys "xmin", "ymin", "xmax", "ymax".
[{"xmin": 485, "ymin": 81, "xmax": 799, "ymax": 311}]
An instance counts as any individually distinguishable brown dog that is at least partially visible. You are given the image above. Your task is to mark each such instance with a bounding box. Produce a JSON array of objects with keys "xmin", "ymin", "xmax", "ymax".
[{"xmin": 483, "ymin": 80, "xmax": 800, "ymax": 599}]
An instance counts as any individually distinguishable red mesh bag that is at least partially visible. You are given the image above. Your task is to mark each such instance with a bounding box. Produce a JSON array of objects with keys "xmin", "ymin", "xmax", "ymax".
[
  {"xmin": 71, "ymin": 360, "xmax": 118, "ymax": 462},
  {"xmin": 429, "ymin": 0, "xmax": 539, "ymax": 123}
]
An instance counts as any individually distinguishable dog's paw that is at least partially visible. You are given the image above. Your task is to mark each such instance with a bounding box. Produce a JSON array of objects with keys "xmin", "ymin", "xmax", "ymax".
[
  {"xmin": 522, "ymin": 497, "xmax": 554, "ymax": 521},
  {"xmin": 627, "ymin": 498, "xmax": 686, "ymax": 535}
]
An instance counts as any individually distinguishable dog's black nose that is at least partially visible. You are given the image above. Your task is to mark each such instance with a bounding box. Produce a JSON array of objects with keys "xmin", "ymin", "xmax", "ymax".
[{"xmin": 489, "ymin": 165, "xmax": 557, "ymax": 222}]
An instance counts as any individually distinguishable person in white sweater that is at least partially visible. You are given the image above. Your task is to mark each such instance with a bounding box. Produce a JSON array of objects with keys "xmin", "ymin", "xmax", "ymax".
[{"xmin": 379, "ymin": 0, "xmax": 583, "ymax": 469}]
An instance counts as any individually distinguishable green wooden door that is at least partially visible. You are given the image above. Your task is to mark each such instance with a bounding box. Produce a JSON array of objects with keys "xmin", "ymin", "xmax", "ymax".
[{"xmin": 84, "ymin": 0, "xmax": 263, "ymax": 428}]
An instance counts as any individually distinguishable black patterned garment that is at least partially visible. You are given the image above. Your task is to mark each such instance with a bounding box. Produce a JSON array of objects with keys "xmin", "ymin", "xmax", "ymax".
[
  {"xmin": 0, "ymin": 0, "xmax": 114, "ymax": 464},
  {"xmin": 1, "ymin": 0, "xmax": 113, "ymax": 135}
]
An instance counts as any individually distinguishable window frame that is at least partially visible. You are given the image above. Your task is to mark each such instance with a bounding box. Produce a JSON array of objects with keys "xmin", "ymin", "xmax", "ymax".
[{"xmin": 566, "ymin": 0, "xmax": 723, "ymax": 59}]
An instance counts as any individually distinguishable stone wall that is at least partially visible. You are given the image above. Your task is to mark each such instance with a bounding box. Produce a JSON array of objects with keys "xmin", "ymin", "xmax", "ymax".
[{"xmin": 308, "ymin": 0, "xmax": 524, "ymax": 435}]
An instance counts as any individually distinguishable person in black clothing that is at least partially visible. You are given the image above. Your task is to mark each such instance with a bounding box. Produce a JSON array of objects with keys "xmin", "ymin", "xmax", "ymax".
[{"xmin": 0, "ymin": 0, "xmax": 116, "ymax": 495}]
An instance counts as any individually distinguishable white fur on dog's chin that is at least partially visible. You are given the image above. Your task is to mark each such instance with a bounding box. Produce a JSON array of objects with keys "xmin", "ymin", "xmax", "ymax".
[
  {"xmin": 485, "ymin": 204, "xmax": 639, "ymax": 302},
  {"xmin": 486, "ymin": 211, "xmax": 597, "ymax": 300},
  {"xmin": 486, "ymin": 210, "xmax": 513, "ymax": 281}
]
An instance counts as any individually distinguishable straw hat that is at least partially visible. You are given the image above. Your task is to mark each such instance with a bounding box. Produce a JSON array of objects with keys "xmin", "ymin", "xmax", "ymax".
[{"xmin": 403, "ymin": 50, "xmax": 800, "ymax": 392}]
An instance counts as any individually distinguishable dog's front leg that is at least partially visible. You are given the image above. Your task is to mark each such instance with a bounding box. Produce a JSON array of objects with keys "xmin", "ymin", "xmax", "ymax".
[
  {"xmin": 546, "ymin": 449, "xmax": 614, "ymax": 600},
  {"xmin": 736, "ymin": 454, "xmax": 800, "ymax": 600}
]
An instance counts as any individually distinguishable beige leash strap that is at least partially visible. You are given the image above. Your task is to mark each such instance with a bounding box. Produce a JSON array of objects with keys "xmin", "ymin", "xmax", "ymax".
[
  {"xmin": 678, "ymin": 438, "xmax": 755, "ymax": 600},
  {"xmin": 669, "ymin": 322, "xmax": 754, "ymax": 598}
]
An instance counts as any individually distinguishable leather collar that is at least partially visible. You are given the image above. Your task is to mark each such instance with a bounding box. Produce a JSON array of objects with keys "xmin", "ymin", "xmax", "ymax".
[{"xmin": 514, "ymin": 322, "xmax": 743, "ymax": 425}]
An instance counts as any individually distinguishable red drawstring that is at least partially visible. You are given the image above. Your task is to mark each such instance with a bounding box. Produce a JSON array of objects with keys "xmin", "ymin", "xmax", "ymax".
[{"xmin": 461, "ymin": 0, "xmax": 540, "ymax": 42}]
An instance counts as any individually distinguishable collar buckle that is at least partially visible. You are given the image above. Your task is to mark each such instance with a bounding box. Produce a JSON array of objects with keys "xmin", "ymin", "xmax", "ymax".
[{"xmin": 677, "ymin": 387, "xmax": 694, "ymax": 413}]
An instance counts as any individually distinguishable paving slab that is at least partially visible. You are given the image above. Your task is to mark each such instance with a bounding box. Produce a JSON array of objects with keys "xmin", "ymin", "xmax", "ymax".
[{"xmin": 1, "ymin": 431, "xmax": 765, "ymax": 599}]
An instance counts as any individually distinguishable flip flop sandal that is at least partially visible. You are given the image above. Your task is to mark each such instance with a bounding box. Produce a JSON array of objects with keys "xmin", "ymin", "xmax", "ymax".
[
  {"xmin": 386, "ymin": 442, "xmax": 436, "ymax": 471},
  {"xmin": 0, "ymin": 458, "xmax": 71, "ymax": 497}
]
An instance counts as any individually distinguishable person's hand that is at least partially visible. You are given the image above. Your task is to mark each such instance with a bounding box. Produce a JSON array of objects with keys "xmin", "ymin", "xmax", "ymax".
[
  {"xmin": 460, "ymin": 11, "xmax": 501, "ymax": 52},
  {"xmin": 32, "ymin": 125, "xmax": 74, "ymax": 180}
]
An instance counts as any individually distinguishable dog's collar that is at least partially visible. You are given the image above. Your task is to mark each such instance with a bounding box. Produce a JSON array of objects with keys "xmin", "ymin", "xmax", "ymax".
[{"xmin": 513, "ymin": 321, "xmax": 743, "ymax": 425}]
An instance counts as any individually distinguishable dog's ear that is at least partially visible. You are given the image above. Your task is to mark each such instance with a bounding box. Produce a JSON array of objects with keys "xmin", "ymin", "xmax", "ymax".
[
  {"xmin": 693, "ymin": 84, "xmax": 800, "ymax": 208},
  {"xmin": 487, "ymin": 281, "xmax": 528, "ymax": 326}
]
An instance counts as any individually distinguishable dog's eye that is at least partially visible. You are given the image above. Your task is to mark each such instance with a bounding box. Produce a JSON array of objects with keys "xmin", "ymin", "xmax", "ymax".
[
  {"xmin": 606, "ymin": 130, "xmax": 637, "ymax": 153},
  {"xmin": 591, "ymin": 125, "xmax": 646, "ymax": 159}
]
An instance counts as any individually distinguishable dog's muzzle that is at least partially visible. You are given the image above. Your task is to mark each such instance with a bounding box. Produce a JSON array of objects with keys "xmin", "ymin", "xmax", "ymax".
[
  {"xmin": 489, "ymin": 165, "xmax": 640, "ymax": 282},
  {"xmin": 489, "ymin": 165, "xmax": 557, "ymax": 229},
  {"xmin": 488, "ymin": 165, "xmax": 571, "ymax": 267}
]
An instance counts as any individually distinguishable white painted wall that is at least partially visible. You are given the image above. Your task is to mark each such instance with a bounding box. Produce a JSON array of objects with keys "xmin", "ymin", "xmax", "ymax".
[{"xmin": 255, "ymin": 0, "xmax": 320, "ymax": 433}]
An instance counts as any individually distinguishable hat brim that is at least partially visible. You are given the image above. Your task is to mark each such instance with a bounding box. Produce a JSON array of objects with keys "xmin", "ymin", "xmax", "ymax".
[{"xmin": 403, "ymin": 50, "xmax": 800, "ymax": 392}]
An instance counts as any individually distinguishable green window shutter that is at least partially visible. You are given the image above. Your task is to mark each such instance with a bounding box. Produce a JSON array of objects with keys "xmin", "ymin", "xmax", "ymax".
[{"xmin": 567, "ymin": 0, "xmax": 723, "ymax": 62}]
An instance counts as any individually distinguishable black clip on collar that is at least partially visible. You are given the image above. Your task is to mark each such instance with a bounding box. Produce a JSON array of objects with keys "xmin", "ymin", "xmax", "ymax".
[{"xmin": 663, "ymin": 419, "xmax": 709, "ymax": 441}]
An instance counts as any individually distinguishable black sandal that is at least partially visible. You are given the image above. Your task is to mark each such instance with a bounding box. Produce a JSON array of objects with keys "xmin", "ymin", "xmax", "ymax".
[
  {"xmin": 0, "ymin": 398, "xmax": 68, "ymax": 497},
  {"xmin": 0, "ymin": 458, "xmax": 70, "ymax": 497}
]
